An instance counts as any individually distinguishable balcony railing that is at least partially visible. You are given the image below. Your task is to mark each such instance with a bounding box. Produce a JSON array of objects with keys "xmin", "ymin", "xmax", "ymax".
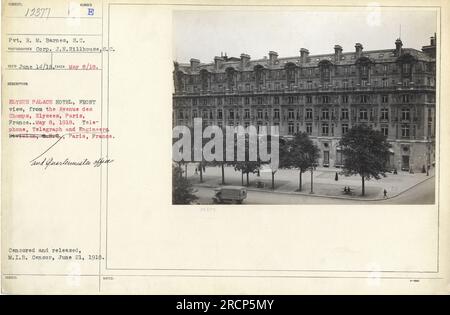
[{"xmin": 173, "ymin": 84, "xmax": 437, "ymax": 99}]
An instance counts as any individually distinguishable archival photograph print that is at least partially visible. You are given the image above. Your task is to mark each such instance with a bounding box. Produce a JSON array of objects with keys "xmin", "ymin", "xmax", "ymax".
[{"xmin": 172, "ymin": 7, "xmax": 437, "ymax": 205}]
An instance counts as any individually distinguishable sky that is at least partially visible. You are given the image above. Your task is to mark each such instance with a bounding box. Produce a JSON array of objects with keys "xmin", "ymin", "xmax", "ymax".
[{"xmin": 173, "ymin": 6, "xmax": 437, "ymax": 64}]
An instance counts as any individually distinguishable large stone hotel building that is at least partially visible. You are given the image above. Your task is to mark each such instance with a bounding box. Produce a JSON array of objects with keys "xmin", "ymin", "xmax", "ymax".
[{"xmin": 173, "ymin": 36, "xmax": 436, "ymax": 171}]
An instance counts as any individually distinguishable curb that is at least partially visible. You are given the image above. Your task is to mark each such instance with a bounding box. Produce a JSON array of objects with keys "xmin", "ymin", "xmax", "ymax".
[{"xmin": 192, "ymin": 175, "xmax": 435, "ymax": 202}]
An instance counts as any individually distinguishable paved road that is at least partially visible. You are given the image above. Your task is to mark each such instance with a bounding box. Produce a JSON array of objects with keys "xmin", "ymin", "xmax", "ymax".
[
  {"xmin": 193, "ymin": 177, "xmax": 435, "ymax": 205},
  {"xmin": 377, "ymin": 176, "xmax": 435, "ymax": 204}
]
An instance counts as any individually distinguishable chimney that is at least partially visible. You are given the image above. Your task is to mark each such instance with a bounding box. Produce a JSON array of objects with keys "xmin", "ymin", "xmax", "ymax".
[
  {"xmin": 395, "ymin": 38, "xmax": 403, "ymax": 56},
  {"xmin": 268, "ymin": 51, "xmax": 278, "ymax": 65},
  {"xmin": 430, "ymin": 33, "xmax": 436, "ymax": 46},
  {"xmin": 355, "ymin": 43, "xmax": 363, "ymax": 58},
  {"xmin": 190, "ymin": 58, "xmax": 200, "ymax": 71},
  {"xmin": 240, "ymin": 53, "xmax": 250, "ymax": 69},
  {"xmin": 334, "ymin": 45, "xmax": 342, "ymax": 61},
  {"xmin": 300, "ymin": 48, "xmax": 309, "ymax": 63},
  {"xmin": 422, "ymin": 33, "xmax": 436, "ymax": 57},
  {"xmin": 214, "ymin": 56, "xmax": 224, "ymax": 71}
]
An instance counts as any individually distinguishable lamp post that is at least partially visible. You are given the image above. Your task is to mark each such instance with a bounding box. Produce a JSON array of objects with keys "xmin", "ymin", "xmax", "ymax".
[
  {"xmin": 310, "ymin": 165, "xmax": 314, "ymax": 194},
  {"xmin": 426, "ymin": 136, "xmax": 431, "ymax": 176}
]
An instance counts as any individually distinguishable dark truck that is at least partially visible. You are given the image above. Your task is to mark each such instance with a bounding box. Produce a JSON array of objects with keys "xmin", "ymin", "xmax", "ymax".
[{"xmin": 212, "ymin": 186, "xmax": 247, "ymax": 204}]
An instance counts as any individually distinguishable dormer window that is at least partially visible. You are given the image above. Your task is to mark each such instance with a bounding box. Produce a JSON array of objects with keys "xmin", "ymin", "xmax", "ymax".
[
  {"xmin": 225, "ymin": 68, "xmax": 235, "ymax": 90},
  {"xmin": 361, "ymin": 65, "xmax": 368, "ymax": 77},
  {"xmin": 286, "ymin": 63, "xmax": 296, "ymax": 84},
  {"xmin": 254, "ymin": 65, "xmax": 265, "ymax": 89},
  {"xmin": 319, "ymin": 61, "xmax": 332, "ymax": 83}
]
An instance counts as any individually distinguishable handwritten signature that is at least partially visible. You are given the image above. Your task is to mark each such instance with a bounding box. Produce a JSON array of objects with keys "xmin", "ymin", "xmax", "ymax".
[
  {"xmin": 25, "ymin": 132, "xmax": 114, "ymax": 169},
  {"xmin": 30, "ymin": 157, "xmax": 113, "ymax": 169}
]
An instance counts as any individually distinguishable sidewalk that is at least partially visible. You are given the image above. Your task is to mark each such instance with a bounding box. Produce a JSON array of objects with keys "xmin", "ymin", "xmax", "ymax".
[{"xmin": 184, "ymin": 164, "xmax": 435, "ymax": 200}]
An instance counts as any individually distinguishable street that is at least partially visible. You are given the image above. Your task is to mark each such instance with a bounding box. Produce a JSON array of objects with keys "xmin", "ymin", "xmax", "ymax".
[{"xmin": 193, "ymin": 176, "xmax": 435, "ymax": 205}]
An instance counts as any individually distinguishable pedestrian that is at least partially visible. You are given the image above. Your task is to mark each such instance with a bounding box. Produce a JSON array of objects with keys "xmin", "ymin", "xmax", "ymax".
[
  {"xmin": 202, "ymin": 165, "xmax": 206, "ymax": 172},
  {"xmin": 194, "ymin": 167, "xmax": 198, "ymax": 175},
  {"xmin": 383, "ymin": 189, "xmax": 387, "ymax": 198}
]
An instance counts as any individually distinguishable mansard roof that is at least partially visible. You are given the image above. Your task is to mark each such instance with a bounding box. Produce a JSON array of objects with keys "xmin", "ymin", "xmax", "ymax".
[{"xmin": 177, "ymin": 48, "xmax": 434, "ymax": 74}]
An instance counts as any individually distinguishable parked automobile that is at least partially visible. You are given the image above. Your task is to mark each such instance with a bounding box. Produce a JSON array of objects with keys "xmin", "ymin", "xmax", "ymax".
[{"xmin": 212, "ymin": 186, "xmax": 247, "ymax": 204}]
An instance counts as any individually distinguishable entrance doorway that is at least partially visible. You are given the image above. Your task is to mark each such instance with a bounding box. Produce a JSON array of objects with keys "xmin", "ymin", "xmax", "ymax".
[
  {"xmin": 401, "ymin": 155, "xmax": 410, "ymax": 171},
  {"xmin": 323, "ymin": 151, "xmax": 330, "ymax": 167}
]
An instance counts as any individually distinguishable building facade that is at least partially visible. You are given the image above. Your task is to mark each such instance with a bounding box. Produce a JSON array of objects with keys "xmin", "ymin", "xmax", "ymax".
[{"xmin": 173, "ymin": 36, "xmax": 436, "ymax": 171}]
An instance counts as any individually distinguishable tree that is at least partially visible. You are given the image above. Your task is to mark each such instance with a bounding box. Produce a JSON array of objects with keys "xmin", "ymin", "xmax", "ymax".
[
  {"xmin": 265, "ymin": 137, "xmax": 288, "ymax": 190},
  {"xmin": 339, "ymin": 124, "xmax": 391, "ymax": 196},
  {"xmin": 172, "ymin": 164, "xmax": 198, "ymax": 204},
  {"xmin": 229, "ymin": 135, "xmax": 261, "ymax": 187},
  {"xmin": 233, "ymin": 160, "xmax": 261, "ymax": 187},
  {"xmin": 207, "ymin": 126, "xmax": 228, "ymax": 185},
  {"xmin": 281, "ymin": 132, "xmax": 319, "ymax": 192}
]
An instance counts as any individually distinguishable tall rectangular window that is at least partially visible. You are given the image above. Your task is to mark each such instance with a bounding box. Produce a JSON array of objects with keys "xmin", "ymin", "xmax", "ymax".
[
  {"xmin": 402, "ymin": 63, "xmax": 411, "ymax": 74},
  {"xmin": 274, "ymin": 109, "xmax": 280, "ymax": 119},
  {"xmin": 322, "ymin": 108, "xmax": 329, "ymax": 120},
  {"xmin": 322, "ymin": 123, "xmax": 329, "ymax": 136},
  {"xmin": 257, "ymin": 109, "xmax": 263, "ymax": 119},
  {"xmin": 288, "ymin": 109, "xmax": 295, "ymax": 119},
  {"xmin": 382, "ymin": 95, "xmax": 388, "ymax": 103},
  {"xmin": 401, "ymin": 108, "xmax": 410, "ymax": 121},
  {"xmin": 306, "ymin": 123, "xmax": 312, "ymax": 135},
  {"xmin": 342, "ymin": 123, "xmax": 349, "ymax": 135},
  {"xmin": 359, "ymin": 108, "xmax": 368, "ymax": 120},
  {"xmin": 341, "ymin": 108, "xmax": 349, "ymax": 120},
  {"xmin": 288, "ymin": 122, "xmax": 295, "ymax": 135},
  {"xmin": 244, "ymin": 109, "xmax": 250, "ymax": 119},
  {"xmin": 401, "ymin": 124, "xmax": 410, "ymax": 138},
  {"xmin": 306, "ymin": 108, "xmax": 313, "ymax": 120},
  {"xmin": 381, "ymin": 108, "xmax": 389, "ymax": 120},
  {"xmin": 381, "ymin": 125, "xmax": 389, "ymax": 137}
]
